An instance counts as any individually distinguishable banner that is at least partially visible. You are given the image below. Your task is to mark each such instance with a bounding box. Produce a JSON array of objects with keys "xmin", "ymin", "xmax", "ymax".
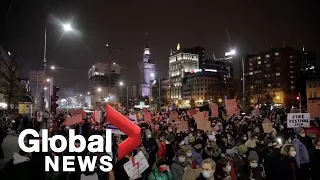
[
  {"xmin": 64, "ymin": 114, "xmax": 83, "ymax": 126},
  {"xmin": 169, "ymin": 111, "xmax": 179, "ymax": 122},
  {"xmin": 210, "ymin": 103, "xmax": 218, "ymax": 118},
  {"xmin": 287, "ymin": 113, "xmax": 310, "ymax": 128},
  {"xmin": 225, "ymin": 99, "xmax": 237, "ymax": 116},
  {"xmin": 193, "ymin": 111, "xmax": 209, "ymax": 122},
  {"xmin": 176, "ymin": 121, "xmax": 188, "ymax": 132},
  {"xmin": 143, "ymin": 112, "xmax": 152, "ymax": 124},
  {"xmin": 123, "ymin": 151, "xmax": 149, "ymax": 179}
]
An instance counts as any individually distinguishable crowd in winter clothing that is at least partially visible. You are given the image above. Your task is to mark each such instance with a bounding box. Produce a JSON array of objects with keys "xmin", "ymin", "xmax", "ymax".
[{"xmin": 0, "ymin": 108, "xmax": 320, "ymax": 180}]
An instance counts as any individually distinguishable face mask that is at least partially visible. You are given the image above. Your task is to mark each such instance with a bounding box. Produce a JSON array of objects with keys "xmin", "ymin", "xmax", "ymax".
[
  {"xmin": 250, "ymin": 162, "xmax": 258, "ymax": 168},
  {"xmin": 159, "ymin": 166, "xmax": 167, "ymax": 172},
  {"xmin": 186, "ymin": 152, "xmax": 192, "ymax": 157},
  {"xmin": 290, "ymin": 151, "xmax": 296, "ymax": 157},
  {"xmin": 147, "ymin": 134, "xmax": 152, "ymax": 138},
  {"xmin": 202, "ymin": 171, "xmax": 212, "ymax": 178},
  {"xmin": 225, "ymin": 165, "xmax": 232, "ymax": 173},
  {"xmin": 178, "ymin": 156, "xmax": 186, "ymax": 163}
]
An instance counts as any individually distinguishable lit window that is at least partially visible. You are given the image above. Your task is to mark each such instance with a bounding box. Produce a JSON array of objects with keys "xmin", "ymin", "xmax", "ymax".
[
  {"xmin": 310, "ymin": 66, "xmax": 315, "ymax": 70},
  {"xmin": 266, "ymin": 64, "xmax": 270, "ymax": 67},
  {"xmin": 249, "ymin": 63, "xmax": 253, "ymax": 66},
  {"xmin": 291, "ymin": 86, "xmax": 296, "ymax": 90},
  {"xmin": 268, "ymin": 84, "xmax": 271, "ymax": 87},
  {"xmin": 290, "ymin": 76, "xmax": 295, "ymax": 78},
  {"xmin": 275, "ymin": 52, "xmax": 279, "ymax": 56},
  {"xmin": 309, "ymin": 92, "xmax": 312, "ymax": 98},
  {"xmin": 250, "ymin": 86, "xmax": 254, "ymax": 89},
  {"xmin": 289, "ymin": 56, "xmax": 293, "ymax": 58},
  {"xmin": 276, "ymin": 83, "xmax": 281, "ymax": 87},
  {"xmin": 249, "ymin": 72, "xmax": 253, "ymax": 75},
  {"xmin": 290, "ymin": 71, "xmax": 294, "ymax": 73},
  {"xmin": 266, "ymin": 54, "xmax": 270, "ymax": 58},
  {"xmin": 276, "ymin": 73, "xmax": 280, "ymax": 76},
  {"xmin": 257, "ymin": 56, "xmax": 261, "ymax": 60},
  {"xmin": 290, "ymin": 61, "xmax": 294, "ymax": 64},
  {"xmin": 257, "ymin": 61, "xmax": 261, "ymax": 64},
  {"xmin": 290, "ymin": 66, "xmax": 294, "ymax": 68},
  {"xmin": 291, "ymin": 81, "xmax": 295, "ymax": 84}
]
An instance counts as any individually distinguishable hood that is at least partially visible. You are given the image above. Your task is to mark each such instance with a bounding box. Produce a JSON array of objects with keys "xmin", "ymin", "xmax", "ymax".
[
  {"xmin": 13, "ymin": 152, "xmax": 30, "ymax": 165},
  {"xmin": 172, "ymin": 156, "xmax": 187, "ymax": 167}
]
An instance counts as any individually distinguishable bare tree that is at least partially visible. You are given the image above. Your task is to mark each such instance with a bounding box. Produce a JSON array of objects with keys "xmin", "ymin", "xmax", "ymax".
[{"xmin": 0, "ymin": 57, "xmax": 25, "ymax": 110}]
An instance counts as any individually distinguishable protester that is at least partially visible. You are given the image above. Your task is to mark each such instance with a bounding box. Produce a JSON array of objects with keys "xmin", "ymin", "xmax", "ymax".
[{"xmin": 196, "ymin": 158, "xmax": 216, "ymax": 180}]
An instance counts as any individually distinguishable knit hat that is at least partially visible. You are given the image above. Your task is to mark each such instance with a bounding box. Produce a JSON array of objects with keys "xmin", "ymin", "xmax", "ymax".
[
  {"xmin": 194, "ymin": 138, "xmax": 203, "ymax": 146},
  {"xmin": 183, "ymin": 145, "xmax": 193, "ymax": 152},
  {"xmin": 238, "ymin": 145, "xmax": 248, "ymax": 154},
  {"xmin": 247, "ymin": 150, "xmax": 259, "ymax": 161},
  {"xmin": 166, "ymin": 134, "xmax": 175, "ymax": 142},
  {"xmin": 176, "ymin": 149, "xmax": 186, "ymax": 156},
  {"xmin": 188, "ymin": 136, "xmax": 196, "ymax": 143}
]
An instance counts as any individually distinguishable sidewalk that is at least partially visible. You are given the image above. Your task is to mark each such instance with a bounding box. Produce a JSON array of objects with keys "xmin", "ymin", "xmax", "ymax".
[{"xmin": 0, "ymin": 134, "xmax": 20, "ymax": 170}]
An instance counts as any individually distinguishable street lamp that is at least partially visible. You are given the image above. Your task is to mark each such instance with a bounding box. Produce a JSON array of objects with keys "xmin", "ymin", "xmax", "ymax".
[
  {"xmin": 51, "ymin": 66, "xmax": 55, "ymax": 70},
  {"xmin": 87, "ymin": 92, "xmax": 90, "ymax": 95},
  {"xmin": 226, "ymin": 49, "xmax": 246, "ymax": 111},
  {"xmin": 119, "ymin": 81, "xmax": 128, "ymax": 108},
  {"xmin": 97, "ymin": 87, "xmax": 102, "ymax": 92},
  {"xmin": 44, "ymin": 87, "xmax": 48, "ymax": 91},
  {"xmin": 63, "ymin": 24, "xmax": 73, "ymax": 32},
  {"xmin": 46, "ymin": 78, "xmax": 50, "ymax": 82}
]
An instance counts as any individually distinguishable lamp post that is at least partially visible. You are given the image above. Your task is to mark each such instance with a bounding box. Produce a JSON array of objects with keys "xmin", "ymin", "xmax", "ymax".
[
  {"xmin": 119, "ymin": 81, "xmax": 129, "ymax": 109},
  {"xmin": 43, "ymin": 22, "xmax": 74, "ymax": 111},
  {"xmin": 225, "ymin": 49, "xmax": 246, "ymax": 111},
  {"xmin": 151, "ymin": 73, "xmax": 161, "ymax": 110}
]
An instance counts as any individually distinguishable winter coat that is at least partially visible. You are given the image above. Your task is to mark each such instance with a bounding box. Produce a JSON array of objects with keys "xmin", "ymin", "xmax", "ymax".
[
  {"xmin": 158, "ymin": 141, "xmax": 166, "ymax": 159},
  {"xmin": 226, "ymin": 157, "xmax": 238, "ymax": 180},
  {"xmin": 275, "ymin": 155, "xmax": 299, "ymax": 180},
  {"xmin": 292, "ymin": 138, "xmax": 310, "ymax": 168},
  {"xmin": 171, "ymin": 156, "xmax": 187, "ymax": 180},
  {"xmin": 182, "ymin": 166, "xmax": 202, "ymax": 180},
  {"xmin": 0, "ymin": 152, "xmax": 34, "ymax": 180},
  {"xmin": 192, "ymin": 148, "xmax": 203, "ymax": 167},
  {"xmin": 310, "ymin": 149, "xmax": 320, "ymax": 180},
  {"xmin": 148, "ymin": 161, "xmax": 174, "ymax": 180},
  {"xmin": 114, "ymin": 157, "xmax": 130, "ymax": 180}
]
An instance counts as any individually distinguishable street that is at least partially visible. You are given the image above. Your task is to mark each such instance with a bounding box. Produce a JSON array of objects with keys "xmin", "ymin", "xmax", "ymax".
[{"xmin": 0, "ymin": 134, "xmax": 19, "ymax": 170}]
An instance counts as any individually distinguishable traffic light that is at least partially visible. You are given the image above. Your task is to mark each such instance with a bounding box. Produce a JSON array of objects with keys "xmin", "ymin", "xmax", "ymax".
[{"xmin": 51, "ymin": 85, "xmax": 59, "ymax": 114}]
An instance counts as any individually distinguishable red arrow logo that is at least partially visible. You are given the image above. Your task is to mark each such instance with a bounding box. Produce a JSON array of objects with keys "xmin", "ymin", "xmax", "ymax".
[{"xmin": 106, "ymin": 104, "xmax": 141, "ymax": 160}]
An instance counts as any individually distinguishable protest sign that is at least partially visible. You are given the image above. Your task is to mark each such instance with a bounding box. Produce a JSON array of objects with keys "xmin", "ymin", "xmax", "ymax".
[
  {"xmin": 123, "ymin": 151, "xmax": 149, "ymax": 179},
  {"xmin": 211, "ymin": 103, "xmax": 218, "ymax": 118},
  {"xmin": 193, "ymin": 111, "xmax": 209, "ymax": 122},
  {"xmin": 176, "ymin": 121, "xmax": 188, "ymax": 132},
  {"xmin": 64, "ymin": 114, "xmax": 83, "ymax": 126},
  {"xmin": 169, "ymin": 111, "xmax": 179, "ymax": 122},
  {"xmin": 187, "ymin": 109, "xmax": 198, "ymax": 118},
  {"xmin": 143, "ymin": 112, "xmax": 152, "ymax": 124},
  {"xmin": 197, "ymin": 120, "xmax": 211, "ymax": 131},
  {"xmin": 287, "ymin": 113, "xmax": 310, "ymax": 128},
  {"xmin": 108, "ymin": 115, "xmax": 137, "ymax": 135},
  {"xmin": 225, "ymin": 99, "xmax": 237, "ymax": 115}
]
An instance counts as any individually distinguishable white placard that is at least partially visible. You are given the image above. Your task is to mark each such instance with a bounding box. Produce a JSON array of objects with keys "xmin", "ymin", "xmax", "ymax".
[
  {"xmin": 123, "ymin": 151, "xmax": 149, "ymax": 179},
  {"xmin": 287, "ymin": 113, "xmax": 310, "ymax": 128}
]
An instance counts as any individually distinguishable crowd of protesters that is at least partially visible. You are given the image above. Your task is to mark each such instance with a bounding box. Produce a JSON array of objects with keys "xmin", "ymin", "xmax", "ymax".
[{"xmin": 0, "ymin": 107, "xmax": 320, "ymax": 180}]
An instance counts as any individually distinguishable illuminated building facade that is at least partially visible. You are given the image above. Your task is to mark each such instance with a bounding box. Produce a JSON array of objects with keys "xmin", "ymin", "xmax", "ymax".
[
  {"xmin": 139, "ymin": 45, "xmax": 156, "ymax": 98},
  {"xmin": 169, "ymin": 44, "xmax": 199, "ymax": 101}
]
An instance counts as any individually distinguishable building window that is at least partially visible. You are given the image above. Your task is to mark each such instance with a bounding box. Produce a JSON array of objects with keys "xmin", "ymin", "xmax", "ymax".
[
  {"xmin": 250, "ymin": 86, "xmax": 254, "ymax": 89},
  {"xmin": 314, "ymin": 83, "xmax": 316, "ymax": 88},
  {"xmin": 249, "ymin": 63, "xmax": 253, "ymax": 66},
  {"xmin": 309, "ymin": 84, "xmax": 312, "ymax": 88},
  {"xmin": 290, "ymin": 66, "xmax": 294, "ymax": 68},
  {"xmin": 276, "ymin": 73, "xmax": 280, "ymax": 76},
  {"xmin": 309, "ymin": 92, "xmax": 312, "ymax": 98},
  {"xmin": 291, "ymin": 86, "xmax": 295, "ymax": 90},
  {"xmin": 290, "ymin": 71, "xmax": 294, "ymax": 74},
  {"xmin": 257, "ymin": 61, "xmax": 261, "ymax": 64},
  {"xmin": 291, "ymin": 81, "xmax": 295, "ymax": 84},
  {"xmin": 268, "ymin": 84, "xmax": 271, "ymax": 87},
  {"xmin": 276, "ymin": 83, "xmax": 281, "ymax": 87},
  {"xmin": 314, "ymin": 92, "xmax": 317, "ymax": 97},
  {"xmin": 266, "ymin": 64, "xmax": 271, "ymax": 68},
  {"xmin": 275, "ymin": 52, "xmax": 279, "ymax": 56},
  {"xmin": 249, "ymin": 72, "xmax": 253, "ymax": 75},
  {"xmin": 266, "ymin": 54, "xmax": 270, "ymax": 58},
  {"xmin": 289, "ymin": 56, "xmax": 293, "ymax": 58},
  {"xmin": 290, "ymin": 76, "xmax": 295, "ymax": 79},
  {"xmin": 257, "ymin": 56, "xmax": 261, "ymax": 60},
  {"xmin": 290, "ymin": 61, "xmax": 294, "ymax": 64}
]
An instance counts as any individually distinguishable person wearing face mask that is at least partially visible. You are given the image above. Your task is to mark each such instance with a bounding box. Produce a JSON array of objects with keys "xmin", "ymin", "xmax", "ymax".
[
  {"xmin": 171, "ymin": 149, "xmax": 188, "ymax": 180},
  {"xmin": 292, "ymin": 127, "xmax": 311, "ymax": 180},
  {"xmin": 192, "ymin": 139, "xmax": 204, "ymax": 167},
  {"xmin": 143, "ymin": 129, "xmax": 159, "ymax": 178},
  {"xmin": 276, "ymin": 144, "xmax": 299, "ymax": 180},
  {"xmin": 196, "ymin": 158, "xmax": 216, "ymax": 180},
  {"xmin": 148, "ymin": 158, "xmax": 173, "ymax": 180},
  {"xmin": 203, "ymin": 141, "xmax": 221, "ymax": 161},
  {"xmin": 233, "ymin": 145, "xmax": 247, "ymax": 172},
  {"xmin": 165, "ymin": 134, "xmax": 176, "ymax": 165},
  {"xmin": 183, "ymin": 146, "xmax": 197, "ymax": 169},
  {"xmin": 238, "ymin": 150, "xmax": 263, "ymax": 180},
  {"xmin": 215, "ymin": 158, "xmax": 233, "ymax": 180},
  {"xmin": 157, "ymin": 133, "xmax": 167, "ymax": 159}
]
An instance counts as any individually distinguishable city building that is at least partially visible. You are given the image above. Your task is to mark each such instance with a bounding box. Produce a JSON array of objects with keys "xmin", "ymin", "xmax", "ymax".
[
  {"xmin": 169, "ymin": 43, "xmax": 199, "ymax": 102},
  {"xmin": 245, "ymin": 47, "xmax": 302, "ymax": 107},
  {"xmin": 132, "ymin": 84, "xmax": 139, "ymax": 100},
  {"xmin": 28, "ymin": 71, "xmax": 45, "ymax": 105},
  {"xmin": 88, "ymin": 61, "xmax": 122, "ymax": 103},
  {"xmin": 19, "ymin": 78, "xmax": 31, "ymax": 93},
  {"xmin": 182, "ymin": 71, "xmax": 222, "ymax": 107},
  {"xmin": 138, "ymin": 45, "xmax": 156, "ymax": 97},
  {"xmin": 306, "ymin": 78, "xmax": 320, "ymax": 118},
  {"xmin": 0, "ymin": 45, "xmax": 12, "ymax": 106}
]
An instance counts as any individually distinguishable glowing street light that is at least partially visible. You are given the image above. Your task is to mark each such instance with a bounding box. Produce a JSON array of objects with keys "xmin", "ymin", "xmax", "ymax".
[
  {"xmin": 51, "ymin": 66, "xmax": 55, "ymax": 70},
  {"xmin": 63, "ymin": 24, "xmax": 73, "ymax": 32},
  {"xmin": 97, "ymin": 87, "xmax": 102, "ymax": 92},
  {"xmin": 150, "ymin": 73, "xmax": 155, "ymax": 78},
  {"xmin": 44, "ymin": 87, "xmax": 48, "ymax": 90},
  {"xmin": 87, "ymin": 92, "xmax": 90, "ymax": 95},
  {"xmin": 119, "ymin": 81, "xmax": 124, "ymax": 86},
  {"xmin": 225, "ymin": 49, "xmax": 236, "ymax": 56},
  {"xmin": 79, "ymin": 94, "xmax": 82, "ymax": 97},
  {"xmin": 46, "ymin": 78, "xmax": 50, "ymax": 82},
  {"xmin": 276, "ymin": 96, "xmax": 280, "ymax": 100},
  {"xmin": 218, "ymin": 98, "xmax": 222, "ymax": 103}
]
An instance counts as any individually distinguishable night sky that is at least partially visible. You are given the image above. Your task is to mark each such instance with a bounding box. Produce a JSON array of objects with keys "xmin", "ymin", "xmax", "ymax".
[{"xmin": 3, "ymin": 0, "xmax": 320, "ymax": 92}]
